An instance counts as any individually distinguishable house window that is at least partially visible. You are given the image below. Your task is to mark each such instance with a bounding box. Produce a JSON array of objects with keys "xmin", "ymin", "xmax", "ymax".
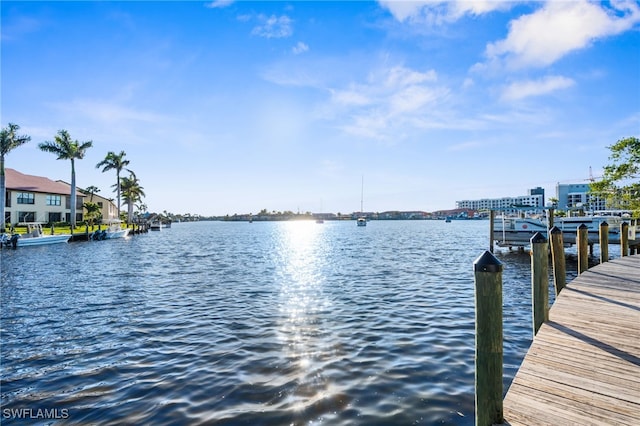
[
  {"xmin": 4, "ymin": 190, "xmax": 10, "ymax": 207},
  {"xmin": 17, "ymin": 193, "xmax": 35, "ymax": 205},
  {"xmin": 48, "ymin": 212, "xmax": 62, "ymax": 222},
  {"xmin": 46, "ymin": 194, "xmax": 62, "ymax": 206},
  {"xmin": 18, "ymin": 211, "xmax": 36, "ymax": 222}
]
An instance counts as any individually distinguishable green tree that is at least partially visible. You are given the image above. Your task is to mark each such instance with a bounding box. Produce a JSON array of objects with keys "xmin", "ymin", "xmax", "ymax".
[
  {"xmin": 590, "ymin": 136, "xmax": 640, "ymax": 216},
  {"xmin": 1, "ymin": 123, "xmax": 31, "ymax": 230},
  {"xmin": 120, "ymin": 171, "xmax": 145, "ymax": 223},
  {"xmin": 39, "ymin": 130, "xmax": 93, "ymax": 228},
  {"xmin": 83, "ymin": 185, "xmax": 100, "ymax": 202},
  {"xmin": 83, "ymin": 201, "xmax": 102, "ymax": 227},
  {"xmin": 136, "ymin": 202, "xmax": 148, "ymax": 218},
  {"xmin": 96, "ymin": 150, "xmax": 130, "ymax": 218}
]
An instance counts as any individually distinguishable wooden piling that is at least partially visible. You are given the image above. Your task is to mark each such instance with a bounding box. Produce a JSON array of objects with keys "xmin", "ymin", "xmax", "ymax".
[
  {"xmin": 621, "ymin": 222, "xmax": 629, "ymax": 257},
  {"xmin": 489, "ymin": 210, "xmax": 495, "ymax": 253},
  {"xmin": 599, "ymin": 221, "xmax": 609, "ymax": 263},
  {"xmin": 549, "ymin": 226, "xmax": 566, "ymax": 295},
  {"xmin": 577, "ymin": 223, "xmax": 589, "ymax": 274},
  {"xmin": 473, "ymin": 251, "xmax": 504, "ymax": 426},
  {"xmin": 530, "ymin": 232, "xmax": 549, "ymax": 336}
]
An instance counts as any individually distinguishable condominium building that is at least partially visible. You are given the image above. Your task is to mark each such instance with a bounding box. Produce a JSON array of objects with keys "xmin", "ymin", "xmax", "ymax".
[
  {"xmin": 456, "ymin": 187, "xmax": 545, "ymax": 214},
  {"xmin": 555, "ymin": 182, "xmax": 607, "ymax": 211},
  {"xmin": 3, "ymin": 168, "xmax": 117, "ymax": 225}
]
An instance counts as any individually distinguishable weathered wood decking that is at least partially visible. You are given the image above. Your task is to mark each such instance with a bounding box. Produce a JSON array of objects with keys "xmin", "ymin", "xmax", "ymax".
[{"xmin": 503, "ymin": 255, "xmax": 640, "ymax": 425}]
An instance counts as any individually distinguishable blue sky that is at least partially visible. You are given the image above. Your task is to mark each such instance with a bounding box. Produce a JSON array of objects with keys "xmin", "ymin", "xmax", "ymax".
[{"xmin": 2, "ymin": 1, "xmax": 639, "ymax": 216}]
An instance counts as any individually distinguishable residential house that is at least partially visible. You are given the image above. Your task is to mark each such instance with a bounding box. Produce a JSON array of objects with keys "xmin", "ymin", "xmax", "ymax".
[
  {"xmin": 89, "ymin": 192, "xmax": 120, "ymax": 221},
  {"xmin": 4, "ymin": 168, "xmax": 86, "ymax": 225},
  {"xmin": 58, "ymin": 182, "xmax": 119, "ymax": 222}
]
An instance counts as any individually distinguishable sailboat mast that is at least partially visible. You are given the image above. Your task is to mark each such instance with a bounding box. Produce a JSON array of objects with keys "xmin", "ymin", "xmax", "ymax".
[{"xmin": 360, "ymin": 175, "xmax": 364, "ymax": 213}]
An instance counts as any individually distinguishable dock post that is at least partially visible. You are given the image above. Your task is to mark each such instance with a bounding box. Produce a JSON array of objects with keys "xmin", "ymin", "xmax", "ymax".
[
  {"xmin": 473, "ymin": 251, "xmax": 503, "ymax": 426},
  {"xmin": 621, "ymin": 222, "xmax": 629, "ymax": 257},
  {"xmin": 599, "ymin": 221, "xmax": 609, "ymax": 263},
  {"xmin": 549, "ymin": 226, "xmax": 566, "ymax": 295},
  {"xmin": 489, "ymin": 210, "xmax": 495, "ymax": 253},
  {"xmin": 577, "ymin": 224, "xmax": 589, "ymax": 274},
  {"xmin": 531, "ymin": 232, "xmax": 549, "ymax": 336}
]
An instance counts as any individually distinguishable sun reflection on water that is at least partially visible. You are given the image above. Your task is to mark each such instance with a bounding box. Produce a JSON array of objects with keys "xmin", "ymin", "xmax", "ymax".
[{"xmin": 272, "ymin": 221, "xmax": 338, "ymax": 410}]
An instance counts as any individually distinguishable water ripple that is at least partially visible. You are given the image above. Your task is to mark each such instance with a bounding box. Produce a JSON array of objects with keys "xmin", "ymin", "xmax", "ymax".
[{"xmin": 2, "ymin": 221, "xmax": 541, "ymax": 425}]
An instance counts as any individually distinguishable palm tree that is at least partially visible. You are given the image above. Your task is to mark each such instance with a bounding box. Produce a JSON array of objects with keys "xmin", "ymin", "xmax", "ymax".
[
  {"xmin": 83, "ymin": 201, "xmax": 102, "ymax": 227},
  {"xmin": 0, "ymin": 123, "xmax": 31, "ymax": 231},
  {"xmin": 83, "ymin": 185, "xmax": 100, "ymax": 202},
  {"xmin": 39, "ymin": 130, "xmax": 93, "ymax": 229},
  {"xmin": 135, "ymin": 202, "xmax": 148, "ymax": 220},
  {"xmin": 96, "ymin": 150, "xmax": 129, "ymax": 218},
  {"xmin": 120, "ymin": 171, "xmax": 145, "ymax": 224}
]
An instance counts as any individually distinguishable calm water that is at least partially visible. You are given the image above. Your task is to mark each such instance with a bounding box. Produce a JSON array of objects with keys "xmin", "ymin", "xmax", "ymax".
[{"xmin": 1, "ymin": 220, "xmax": 585, "ymax": 425}]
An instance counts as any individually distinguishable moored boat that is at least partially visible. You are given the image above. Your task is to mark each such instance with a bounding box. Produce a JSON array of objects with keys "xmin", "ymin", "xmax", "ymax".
[
  {"xmin": 493, "ymin": 213, "xmax": 637, "ymax": 248},
  {"xmin": 357, "ymin": 176, "xmax": 367, "ymax": 227},
  {"xmin": 104, "ymin": 220, "xmax": 130, "ymax": 239},
  {"xmin": 1, "ymin": 223, "xmax": 70, "ymax": 248}
]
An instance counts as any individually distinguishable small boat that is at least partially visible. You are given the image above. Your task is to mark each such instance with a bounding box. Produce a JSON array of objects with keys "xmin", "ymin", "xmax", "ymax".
[
  {"xmin": 357, "ymin": 217, "xmax": 367, "ymax": 227},
  {"xmin": 1, "ymin": 223, "xmax": 70, "ymax": 248},
  {"xmin": 104, "ymin": 220, "xmax": 130, "ymax": 239},
  {"xmin": 90, "ymin": 220, "xmax": 130, "ymax": 240},
  {"xmin": 493, "ymin": 213, "xmax": 638, "ymax": 248},
  {"xmin": 445, "ymin": 217, "xmax": 452, "ymax": 223}
]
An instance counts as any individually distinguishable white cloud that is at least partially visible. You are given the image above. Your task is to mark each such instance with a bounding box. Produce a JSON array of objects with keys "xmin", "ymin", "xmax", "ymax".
[
  {"xmin": 50, "ymin": 98, "xmax": 166, "ymax": 124},
  {"xmin": 501, "ymin": 75, "xmax": 575, "ymax": 101},
  {"xmin": 330, "ymin": 89, "xmax": 371, "ymax": 106},
  {"xmin": 251, "ymin": 14, "xmax": 293, "ymax": 38},
  {"xmin": 292, "ymin": 41, "xmax": 309, "ymax": 55},
  {"xmin": 328, "ymin": 65, "xmax": 449, "ymax": 140},
  {"xmin": 485, "ymin": 0, "xmax": 640, "ymax": 69},
  {"xmin": 383, "ymin": 65, "xmax": 437, "ymax": 88},
  {"xmin": 378, "ymin": 0, "xmax": 511, "ymax": 24},
  {"xmin": 377, "ymin": 0, "xmax": 430, "ymax": 22},
  {"xmin": 389, "ymin": 85, "xmax": 441, "ymax": 113},
  {"xmin": 448, "ymin": 140, "xmax": 484, "ymax": 152},
  {"xmin": 205, "ymin": 0, "xmax": 234, "ymax": 9}
]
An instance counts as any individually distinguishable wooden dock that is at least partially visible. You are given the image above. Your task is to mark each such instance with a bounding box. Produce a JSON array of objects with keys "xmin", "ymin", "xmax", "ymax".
[{"xmin": 503, "ymin": 255, "xmax": 640, "ymax": 425}]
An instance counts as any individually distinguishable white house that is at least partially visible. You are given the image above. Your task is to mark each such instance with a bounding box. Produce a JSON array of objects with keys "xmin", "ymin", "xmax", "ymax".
[{"xmin": 4, "ymin": 168, "xmax": 89, "ymax": 225}]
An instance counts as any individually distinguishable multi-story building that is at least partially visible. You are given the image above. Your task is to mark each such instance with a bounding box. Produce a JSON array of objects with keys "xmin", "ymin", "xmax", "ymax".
[
  {"xmin": 456, "ymin": 187, "xmax": 545, "ymax": 215},
  {"xmin": 89, "ymin": 192, "xmax": 120, "ymax": 221},
  {"xmin": 4, "ymin": 168, "xmax": 82, "ymax": 225},
  {"xmin": 555, "ymin": 182, "xmax": 607, "ymax": 212},
  {"xmin": 2, "ymin": 168, "xmax": 120, "ymax": 226}
]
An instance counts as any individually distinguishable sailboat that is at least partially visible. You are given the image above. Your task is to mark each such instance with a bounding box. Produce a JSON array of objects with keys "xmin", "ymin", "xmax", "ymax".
[{"xmin": 357, "ymin": 176, "xmax": 366, "ymax": 226}]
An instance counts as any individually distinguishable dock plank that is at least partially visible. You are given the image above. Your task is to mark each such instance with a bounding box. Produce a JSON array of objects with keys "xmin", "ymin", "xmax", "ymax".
[{"xmin": 503, "ymin": 255, "xmax": 640, "ymax": 426}]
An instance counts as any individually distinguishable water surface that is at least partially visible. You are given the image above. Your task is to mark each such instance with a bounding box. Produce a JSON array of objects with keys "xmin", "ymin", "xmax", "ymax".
[{"xmin": 2, "ymin": 220, "xmax": 587, "ymax": 425}]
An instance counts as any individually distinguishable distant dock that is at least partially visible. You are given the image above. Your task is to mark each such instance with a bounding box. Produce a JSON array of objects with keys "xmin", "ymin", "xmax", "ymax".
[{"xmin": 503, "ymin": 255, "xmax": 640, "ymax": 425}]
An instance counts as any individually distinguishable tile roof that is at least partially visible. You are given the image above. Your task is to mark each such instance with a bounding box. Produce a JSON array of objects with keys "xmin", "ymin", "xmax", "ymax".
[{"xmin": 5, "ymin": 168, "xmax": 79, "ymax": 196}]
